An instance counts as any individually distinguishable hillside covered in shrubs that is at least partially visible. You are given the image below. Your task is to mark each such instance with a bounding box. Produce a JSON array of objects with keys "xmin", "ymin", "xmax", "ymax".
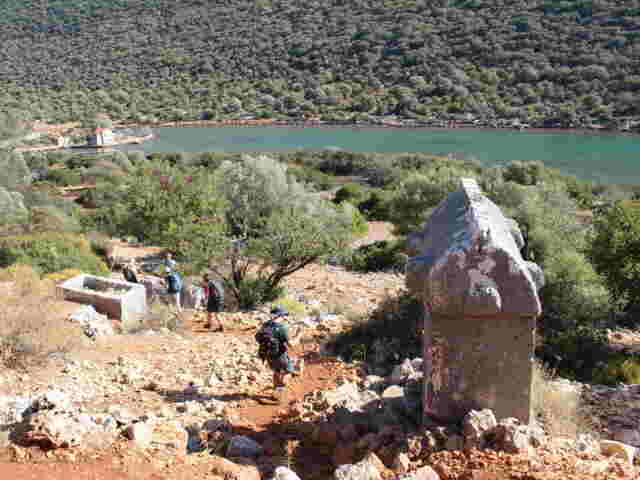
[
  {"xmin": 1, "ymin": 0, "xmax": 640, "ymax": 127},
  {"xmin": 3, "ymin": 140, "xmax": 640, "ymax": 384}
]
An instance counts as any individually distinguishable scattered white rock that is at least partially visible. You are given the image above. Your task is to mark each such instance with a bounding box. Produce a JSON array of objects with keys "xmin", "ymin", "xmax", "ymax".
[
  {"xmin": 0, "ymin": 396, "xmax": 33, "ymax": 425},
  {"xmin": 334, "ymin": 453, "xmax": 382, "ymax": 480},
  {"xmin": 272, "ymin": 466, "xmax": 302, "ymax": 480},
  {"xmin": 125, "ymin": 422, "xmax": 153, "ymax": 448}
]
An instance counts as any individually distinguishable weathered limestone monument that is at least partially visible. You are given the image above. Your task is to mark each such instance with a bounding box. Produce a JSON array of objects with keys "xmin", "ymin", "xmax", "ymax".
[{"xmin": 406, "ymin": 178, "xmax": 544, "ymax": 425}]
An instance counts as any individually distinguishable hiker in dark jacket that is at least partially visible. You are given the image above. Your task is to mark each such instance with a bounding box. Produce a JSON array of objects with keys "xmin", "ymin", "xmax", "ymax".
[
  {"xmin": 255, "ymin": 306, "xmax": 303, "ymax": 396},
  {"xmin": 202, "ymin": 273, "xmax": 224, "ymax": 332}
]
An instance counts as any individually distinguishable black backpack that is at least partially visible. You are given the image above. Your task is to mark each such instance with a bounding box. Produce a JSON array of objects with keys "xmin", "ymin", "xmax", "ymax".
[
  {"xmin": 166, "ymin": 272, "xmax": 182, "ymax": 293},
  {"xmin": 255, "ymin": 323, "xmax": 283, "ymax": 361},
  {"xmin": 208, "ymin": 280, "xmax": 224, "ymax": 306}
]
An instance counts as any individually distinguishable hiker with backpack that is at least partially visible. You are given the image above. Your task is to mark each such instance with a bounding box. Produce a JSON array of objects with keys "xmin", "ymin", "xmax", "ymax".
[
  {"xmin": 165, "ymin": 270, "xmax": 183, "ymax": 312},
  {"xmin": 123, "ymin": 259, "xmax": 139, "ymax": 284},
  {"xmin": 202, "ymin": 273, "xmax": 225, "ymax": 332},
  {"xmin": 255, "ymin": 307, "xmax": 303, "ymax": 396},
  {"xmin": 162, "ymin": 252, "xmax": 177, "ymax": 273}
]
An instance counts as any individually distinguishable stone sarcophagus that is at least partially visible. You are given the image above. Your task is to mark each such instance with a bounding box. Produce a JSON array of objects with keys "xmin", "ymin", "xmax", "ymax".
[
  {"xmin": 406, "ymin": 178, "xmax": 544, "ymax": 425},
  {"xmin": 58, "ymin": 274, "xmax": 147, "ymax": 331}
]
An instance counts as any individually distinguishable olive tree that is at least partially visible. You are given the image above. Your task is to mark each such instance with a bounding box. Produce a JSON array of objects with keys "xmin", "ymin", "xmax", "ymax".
[
  {"xmin": 98, "ymin": 161, "xmax": 228, "ymax": 270},
  {"xmin": 212, "ymin": 154, "xmax": 357, "ymax": 307},
  {"xmin": 100, "ymin": 155, "xmax": 357, "ymax": 309},
  {"xmin": 387, "ymin": 165, "xmax": 476, "ymax": 235}
]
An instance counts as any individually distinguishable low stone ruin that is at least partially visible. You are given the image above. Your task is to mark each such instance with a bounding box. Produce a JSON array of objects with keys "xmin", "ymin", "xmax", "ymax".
[{"xmin": 58, "ymin": 274, "xmax": 146, "ymax": 330}]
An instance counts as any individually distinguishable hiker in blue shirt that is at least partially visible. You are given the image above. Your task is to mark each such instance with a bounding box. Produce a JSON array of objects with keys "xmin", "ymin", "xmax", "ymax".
[{"xmin": 162, "ymin": 252, "xmax": 177, "ymax": 273}]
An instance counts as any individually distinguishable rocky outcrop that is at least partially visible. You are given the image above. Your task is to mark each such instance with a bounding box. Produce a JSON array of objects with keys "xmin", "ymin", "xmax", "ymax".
[
  {"xmin": 23, "ymin": 410, "xmax": 118, "ymax": 449},
  {"xmin": 226, "ymin": 435, "xmax": 264, "ymax": 458}
]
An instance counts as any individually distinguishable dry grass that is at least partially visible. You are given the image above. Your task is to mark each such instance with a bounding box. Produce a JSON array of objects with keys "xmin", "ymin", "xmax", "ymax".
[
  {"xmin": 0, "ymin": 264, "xmax": 83, "ymax": 369},
  {"xmin": 532, "ymin": 360, "xmax": 596, "ymax": 439},
  {"xmin": 135, "ymin": 300, "xmax": 187, "ymax": 333}
]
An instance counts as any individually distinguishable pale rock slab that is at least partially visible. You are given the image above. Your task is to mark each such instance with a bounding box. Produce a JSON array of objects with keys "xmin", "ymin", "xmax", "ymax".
[{"xmin": 600, "ymin": 440, "xmax": 636, "ymax": 465}]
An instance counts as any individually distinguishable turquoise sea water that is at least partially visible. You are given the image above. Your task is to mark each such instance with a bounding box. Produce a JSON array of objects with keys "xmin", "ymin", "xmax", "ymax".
[{"xmin": 120, "ymin": 127, "xmax": 640, "ymax": 184}]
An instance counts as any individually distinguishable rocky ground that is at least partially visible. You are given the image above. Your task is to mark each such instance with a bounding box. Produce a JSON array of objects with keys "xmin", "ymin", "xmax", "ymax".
[{"xmin": 0, "ymin": 223, "xmax": 639, "ymax": 479}]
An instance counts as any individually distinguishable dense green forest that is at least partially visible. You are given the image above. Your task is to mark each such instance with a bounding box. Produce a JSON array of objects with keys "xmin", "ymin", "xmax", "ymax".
[{"xmin": 1, "ymin": 0, "xmax": 640, "ymax": 126}]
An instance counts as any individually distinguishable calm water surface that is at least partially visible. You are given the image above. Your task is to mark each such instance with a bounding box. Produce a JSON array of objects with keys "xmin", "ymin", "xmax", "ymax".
[{"xmin": 119, "ymin": 127, "xmax": 640, "ymax": 184}]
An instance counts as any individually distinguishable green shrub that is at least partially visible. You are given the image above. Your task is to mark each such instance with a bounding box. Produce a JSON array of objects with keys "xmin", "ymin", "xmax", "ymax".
[
  {"xmin": 126, "ymin": 151, "xmax": 146, "ymax": 164},
  {"xmin": 357, "ymin": 189, "xmax": 393, "ymax": 221},
  {"xmin": 107, "ymin": 152, "xmax": 133, "ymax": 171},
  {"xmin": 23, "ymin": 152, "xmax": 48, "ymax": 172},
  {"xmin": 387, "ymin": 173, "xmax": 452, "ymax": 235},
  {"xmin": 366, "ymin": 164, "xmax": 401, "ymax": 188},
  {"xmin": 237, "ymin": 276, "xmax": 284, "ymax": 311},
  {"xmin": 503, "ymin": 160, "xmax": 548, "ymax": 186},
  {"xmin": 338, "ymin": 202, "xmax": 369, "ymax": 237},
  {"xmin": 538, "ymin": 249, "xmax": 610, "ymax": 334},
  {"xmin": 78, "ymin": 178, "xmax": 125, "ymax": 208},
  {"xmin": 589, "ymin": 201, "xmax": 640, "ymax": 315},
  {"xmin": 0, "ymin": 232, "xmax": 109, "ymax": 276},
  {"xmin": 65, "ymin": 155, "xmax": 98, "ymax": 169},
  {"xmin": 334, "ymin": 183, "xmax": 367, "ymax": 205},
  {"xmin": 193, "ymin": 152, "xmax": 228, "ymax": 169},
  {"xmin": 46, "ymin": 168, "xmax": 82, "ymax": 186},
  {"xmin": 391, "ymin": 154, "xmax": 440, "ymax": 171},
  {"xmin": 564, "ymin": 176, "xmax": 596, "ymax": 209},
  {"xmin": 44, "ymin": 151, "xmax": 73, "ymax": 166},
  {"xmin": 271, "ymin": 296, "xmax": 306, "ymax": 318},
  {"xmin": 287, "ymin": 165, "xmax": 336, "ymax": 191},
  {"xmin": 85, "ymin": 231, "xmax": 112, "ymax": 258},
  {"xmin": 317, "ymin": 151, "xmax": 370, "ymax": 176},
  {"xmin": 82, "ymin": 165, "xmax": 125, "ymax": 183},
  {"xmin": 536, "ymin": 325, "xmax": 610, "ymax": 382},
  {"xmin": 344, "ymin": 240, "xmax": 407, "ymax": 273},
  {"xmin": 592, "ymin": 354, "xmax": 640, "ymax": 386}
]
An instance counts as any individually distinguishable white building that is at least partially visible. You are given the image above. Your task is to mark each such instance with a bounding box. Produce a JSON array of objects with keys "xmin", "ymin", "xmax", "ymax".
[{"xmin": 87, "ymin": 128, "xmax": 114, "ymax": 146}]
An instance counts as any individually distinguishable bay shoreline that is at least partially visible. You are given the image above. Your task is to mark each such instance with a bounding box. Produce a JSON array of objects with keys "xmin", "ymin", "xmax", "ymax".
[{"xmin": 116, "ymin": 120, "xmax": 640, "ymax": 139}]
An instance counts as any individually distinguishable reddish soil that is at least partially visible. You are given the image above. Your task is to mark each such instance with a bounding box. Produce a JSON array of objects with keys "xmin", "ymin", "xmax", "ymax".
[
  {"xmin": 0, "ymin": 462, "xmax": 160, "ymax": 480},
  {"xmin": 2, "ymin": 225, "xmax": 637, "ymax": 479},
  {"xmin": 0, "ymin": 307, "xmax": 359, "ymax": 480}
]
